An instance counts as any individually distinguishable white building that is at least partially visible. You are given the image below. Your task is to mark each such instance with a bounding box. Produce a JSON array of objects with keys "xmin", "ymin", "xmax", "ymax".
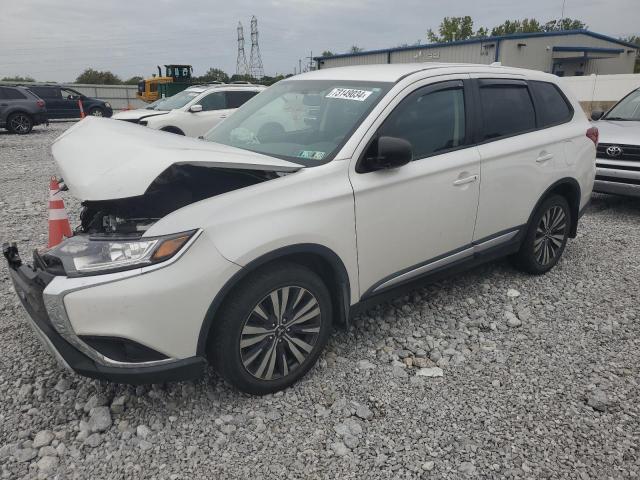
[{"xmin": 315, "ymin": 30, "xmax": 638, "ymax": 77}]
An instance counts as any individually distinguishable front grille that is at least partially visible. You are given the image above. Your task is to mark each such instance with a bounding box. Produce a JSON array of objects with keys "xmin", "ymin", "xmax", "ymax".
[
  {"xmin": 595, "ymin": 175, "xmax": 640, "ymax": 186},
  {"xmin": 597, "ymin": 143, "xmax": 640, "ymax": 162}
]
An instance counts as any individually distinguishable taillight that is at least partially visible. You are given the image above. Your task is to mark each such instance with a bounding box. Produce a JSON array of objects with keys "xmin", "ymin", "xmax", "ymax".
[
  {"xmin": 36, "ymin": 99, "xmax": 45, "ymax": 109},
  {"xmin": 586, "ymin": 126, "xmax": 599, "ymax": 146}
]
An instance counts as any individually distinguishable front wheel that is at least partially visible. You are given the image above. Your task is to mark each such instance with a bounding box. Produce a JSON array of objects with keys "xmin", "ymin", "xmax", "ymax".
[
  {"xmin": 89, "ymin": 107, "xmax": 105, "ymax": 117},
  {"xmin": 7, "ymin": 112, "xmax": 33, "ymax": 134},
  {"xmin": 208, "ymin": 263, "xmax": 332, "ymax": 395},
  {"xmin": 512, "ymin": 194, "xmax": 571, "ymax": 275}
]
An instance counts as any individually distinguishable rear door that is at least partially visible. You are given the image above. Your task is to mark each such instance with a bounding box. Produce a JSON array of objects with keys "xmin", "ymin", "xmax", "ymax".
[
  {"xmin": 30, "ymin": 86, "xmax": 64, "ymax": 118},
  {"xmin": 472, "ymin": 77, "xmax": 567, "ymax": 241}
]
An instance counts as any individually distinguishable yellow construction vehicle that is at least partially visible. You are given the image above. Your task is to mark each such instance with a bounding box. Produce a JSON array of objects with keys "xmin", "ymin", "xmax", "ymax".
[{"xmin": 136, "ymin": 65, "xmax": 193, "ymax": 103}]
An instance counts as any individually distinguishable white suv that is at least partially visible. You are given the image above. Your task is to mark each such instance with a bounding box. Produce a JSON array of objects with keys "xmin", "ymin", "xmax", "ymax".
[
  {"xmin": 112, "ymin": 83, "xmax": 265, "ymax": 137},
  {"xmin": 5, "ymin": 64, "xmax": 596, "ymax": 394}
]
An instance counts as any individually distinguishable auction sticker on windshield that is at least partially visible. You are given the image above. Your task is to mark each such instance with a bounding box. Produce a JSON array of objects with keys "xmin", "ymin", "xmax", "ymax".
[
  {"xmin": 326, "ymin": 88, "xmax": 373, "ymax": 102},
  {"xmin": 298, "ymin": 150, "xmax": 326, "ymax": 160}
]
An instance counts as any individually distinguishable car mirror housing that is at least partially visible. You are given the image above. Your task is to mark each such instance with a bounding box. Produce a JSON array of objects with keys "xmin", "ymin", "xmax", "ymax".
[
  {"xmin": 360, "ymin": 136, "xmax": 412, "ymax": 172},
  {"xmin": 590, "ymin": 110, "xmax": 604, "ymax": 121},
  {"xmin": 189, "ymin": 104, "xmax": 203, "ymax": 113}
]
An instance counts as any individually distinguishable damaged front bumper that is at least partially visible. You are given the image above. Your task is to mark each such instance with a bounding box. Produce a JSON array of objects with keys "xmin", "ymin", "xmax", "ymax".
[{"xmin": 3, "ymin": 243, "xmax": 206, "ymax": 384}]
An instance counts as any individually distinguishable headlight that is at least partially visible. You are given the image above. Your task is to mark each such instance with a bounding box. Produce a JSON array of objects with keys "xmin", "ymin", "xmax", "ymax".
[
  {"xmin": 45, "ymin": 231, "xmax": 196, "ymax": 276},
  {"xmin": 105, "ymin": 102, "xmax": 111, "ymax": 108}
]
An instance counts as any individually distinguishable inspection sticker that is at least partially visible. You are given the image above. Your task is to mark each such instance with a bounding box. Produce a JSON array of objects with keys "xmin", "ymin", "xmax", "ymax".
[
  {"xmin": 298, "ymin": 150, "xmax": 326, "ymax": 160},
  {"xmin": 326, "ymin": 88, "xmax": 373, "ymax": 102}
]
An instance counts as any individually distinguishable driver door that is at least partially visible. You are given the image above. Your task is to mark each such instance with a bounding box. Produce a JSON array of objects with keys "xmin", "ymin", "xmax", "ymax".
[
  {"xmin": 349, "ymin": 79, "xmax": 481, "ymax": 296},
  {"xmin": 187, "ymin": 91, "xmax": 230, "ymax": 137}
]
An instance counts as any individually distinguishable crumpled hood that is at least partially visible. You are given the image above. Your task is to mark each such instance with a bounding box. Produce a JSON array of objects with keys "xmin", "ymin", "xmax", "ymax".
[
  {"xmin": 593, "ymin": 119, "xmax": 640, "ymax": 145},
  {"xmin": 52, "ymin": 117, "xmax": 302, "ymax": 201},
  {"xmin": 111, "ymin": 108, "xmax": 169, "ymax": 121}
]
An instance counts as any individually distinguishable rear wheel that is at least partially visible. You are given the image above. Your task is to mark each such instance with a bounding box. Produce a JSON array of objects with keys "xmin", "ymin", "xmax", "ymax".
[
  {"xmin": 7, "ymin": 112, "xmax": 33, "ymax": 134},
  {"xmin": 208, "ymin": 262, "xmax": 332, "ymax": 395},
  {"xmin": 512, "ymin": 194, "xmax": 571, "ymax": 274}
]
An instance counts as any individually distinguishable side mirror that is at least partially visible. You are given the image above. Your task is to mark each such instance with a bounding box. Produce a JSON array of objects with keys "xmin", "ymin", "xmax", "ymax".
[
  {"xmin": 189, "ymin": 104, "xmax": 203, "ymax": 113},
  {"xmin": 591, "ymin": 110, "xmax": 604, "ymax": 121},
  {"xmin": 359, "ymin": 136, "xmax": 412, "ymax": 172}
]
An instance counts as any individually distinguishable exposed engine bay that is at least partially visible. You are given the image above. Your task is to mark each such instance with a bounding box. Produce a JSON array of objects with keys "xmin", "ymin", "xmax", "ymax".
[{"xmin": 78, "ymin": 165, "xmax": 280, "ymax": 235}]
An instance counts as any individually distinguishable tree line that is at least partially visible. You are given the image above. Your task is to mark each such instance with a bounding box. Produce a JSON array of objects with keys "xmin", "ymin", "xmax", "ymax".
[{"xmin": 2, "ymin": 68, "xmax": 291, "ymax": 86}]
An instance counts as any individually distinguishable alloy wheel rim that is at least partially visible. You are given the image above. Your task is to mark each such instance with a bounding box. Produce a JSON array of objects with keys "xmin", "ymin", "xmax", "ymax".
[
  {"xmin": 240, "ymin": 286, "xmax": 321, "ymax": 381},
  {"xmin": 534, "ymin": 205, "xmax": 567, "ymax": 266},
  {"xmin": 91, "ymin": 109, "xmax": 103, "ymax": 116},
  {"xmin": 10, "ymin": 115, "xmax": 30, "ymax": 133}
]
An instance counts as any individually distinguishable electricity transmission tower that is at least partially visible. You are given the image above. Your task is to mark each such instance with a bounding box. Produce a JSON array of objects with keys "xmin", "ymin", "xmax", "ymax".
[
  {"xmin": 236, "ymin": 22, "xmax": 249, "ymax": 77},
  {"xmin": 249, "ymin": 16, "xmax": 265, "ymax": 79}
]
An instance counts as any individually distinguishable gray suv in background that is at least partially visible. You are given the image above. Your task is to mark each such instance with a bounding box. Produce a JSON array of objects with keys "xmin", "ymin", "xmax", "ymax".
[
  {"xmin": 0, "ymin": 86, "xmax": 48, "ymax": 134},
  {"xmin": 591, "ymin": 88, "xmax": 640, "ymax": 197}
]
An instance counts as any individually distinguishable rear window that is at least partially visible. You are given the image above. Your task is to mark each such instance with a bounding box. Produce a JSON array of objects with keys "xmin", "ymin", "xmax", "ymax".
[
  {"xmin": 530, "ymin": 81, "xmax": 573, "ymax": 127},
  {"xmin": 479, "ymin": 82, "xmax": 536, "ymax": 140}
]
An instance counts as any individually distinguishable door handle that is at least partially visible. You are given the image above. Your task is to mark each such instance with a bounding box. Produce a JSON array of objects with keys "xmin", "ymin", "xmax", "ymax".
[
  {"xmin": 536, "ymin": 153, "xmax": 554, "ymax": 163},
  {"xmin": 453, "ymin": 175, "xmax": 478, "ymax": 186}
]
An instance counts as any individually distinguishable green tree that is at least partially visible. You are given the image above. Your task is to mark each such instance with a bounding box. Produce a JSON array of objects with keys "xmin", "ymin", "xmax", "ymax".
[
  {"xmin": 75, "ymin": 68, "xmax": 122, "ymax": 84},
  {"xmin": 349, "ymin": 45, "xmax": 363, "ymax": 53},
  {"xmin": 491, "ymin": 18, "xmax": 542, "ymax": 36},
  {"xmin": 1, "ymin": 75, "xmax": 36, "ymax": 82},
  {"xmin": 197, "ymin": 68, "xmax": 229, "ymax": 83},
  {"xmin": 543, "ymin": 18, "xmax": 587, "ymax": 31},
  {"xmin": 123, "ymin": 76, "xmax": 143, "ymax": 85},
  {"xmin": 427, "ymin": 16, "xmax": 476, "ymax": 43},
  {"xmin": 321, "ymin": 51, "xmax": 335, "ymax": 57}
]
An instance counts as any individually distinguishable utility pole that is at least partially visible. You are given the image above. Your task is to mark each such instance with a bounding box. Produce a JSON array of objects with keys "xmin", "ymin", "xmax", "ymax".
[
  {"xmin": 306, "ymin": 51, "xmax": 314, "ymax": 71},
  {"xmin": 299, "ymin": 58, "xmax": 302, "ymax": 74}
]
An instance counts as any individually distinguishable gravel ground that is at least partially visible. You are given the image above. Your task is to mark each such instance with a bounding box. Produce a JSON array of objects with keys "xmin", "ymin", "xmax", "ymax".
[{"xmin": 1, "ymin": 122, "xmax": 639, "ymax": 479}]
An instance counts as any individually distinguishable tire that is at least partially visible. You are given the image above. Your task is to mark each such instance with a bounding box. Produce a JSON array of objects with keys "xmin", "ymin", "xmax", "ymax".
[
  {"xmin": 208, "ymin": 262, "xmax": 333, "ymax": 395},
  {"xmin": 512, "ymin": 194, "xmax": 571, "ymax": 275},
  {"xmin": 7, "ymin": 112, "xmax": 33, "ymax": 134},
  {"xmin": 89, "ymin": 107, "xmax": 105, "ymax": 117}
]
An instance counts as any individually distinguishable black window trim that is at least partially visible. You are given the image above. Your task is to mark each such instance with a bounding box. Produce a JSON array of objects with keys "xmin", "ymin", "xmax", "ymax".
[
  {"xmin": 357, "ymin": 79, "xmax": 475, "ymax": 173},
  {"xmin": 473, "ymin": 78, "xmax": 539, "ymax": 145},
  {"xmin": 528, "ymin": 80, "xmax": 575, "ymax": 129}
]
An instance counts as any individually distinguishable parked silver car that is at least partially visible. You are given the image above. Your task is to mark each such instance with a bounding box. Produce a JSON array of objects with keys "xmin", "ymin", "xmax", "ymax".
[{"xmin": 591, "ymin": 88, "xmax": 640, "ymax": 197}]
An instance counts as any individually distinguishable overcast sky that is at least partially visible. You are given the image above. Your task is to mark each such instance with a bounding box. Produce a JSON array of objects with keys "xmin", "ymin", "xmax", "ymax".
[{"xmin": 1, "ymin": 0, "xmax": 638, "ymax": 82}]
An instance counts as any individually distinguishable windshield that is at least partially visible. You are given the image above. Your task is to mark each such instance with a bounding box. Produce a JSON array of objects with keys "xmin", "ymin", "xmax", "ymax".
[
  {"xmin": 153, "ymin": 90, "xmax": 201, "ymax": 111},
  {"xmin": 145, "ymin": 99, "xmax": 164, "ymax": 110},
  {"xmin": 604, "ymin": 89, "xmax": 640, "ymax": 121},
  {"xmin": 204, "ymin": 80, "xmax": 391, "ymax": 165}
]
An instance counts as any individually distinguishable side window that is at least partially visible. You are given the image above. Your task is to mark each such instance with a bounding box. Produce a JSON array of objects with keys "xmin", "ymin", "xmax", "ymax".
[
  {"xmin": 226, "ymin": 90, "xmax": 259, "ymax": 109},
  {"xmin": 3, "ymin": 88, "xmax": 27, "ymax": 100},
  {"xmin": 479, "ymin": 82, "xmax": 536, "ymax": 140},
  {"xmin": 379, "ymin": 82, "xmax": 466, "ymax": 160},
  {"xmin": 31, "ymin": 87, "xmax": 59, "ymax": 99},
  {"xmin": 199, "ymin": 92, "xmax": 226, "ymax": 111},
  {"xmin": 529, "ymin": 81, "xmax": 573, "ymax": 127},
  {"xmin": 0, "ymin": 87, "xmax": 7, "ymax": 99}
]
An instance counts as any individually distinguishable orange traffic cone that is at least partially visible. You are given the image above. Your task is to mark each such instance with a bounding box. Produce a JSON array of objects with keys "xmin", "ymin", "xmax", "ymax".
[
  {"xmin": 78, "ymin": 99, "xmax": 85, "ymax": 119},
  {"xmin": 48, "ymin": 176, "xmax": 72, "ymax": 248}
]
